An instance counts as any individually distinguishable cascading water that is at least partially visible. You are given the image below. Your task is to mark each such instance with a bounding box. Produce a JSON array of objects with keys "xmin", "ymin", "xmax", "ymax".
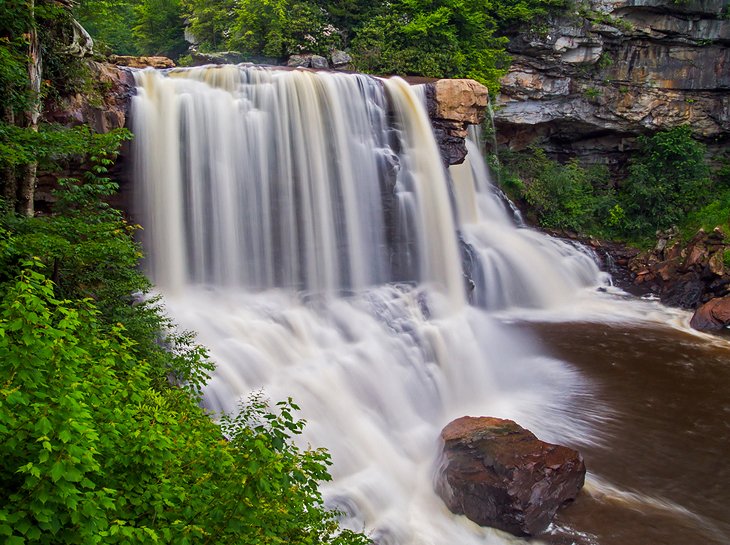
[
  {"xmin": 449, "ymin": 131, "xmax": 607, "ymax": 310},
  {"xmin": 132, "ymin": 65, "xmax": 608, "ymax": 545}
]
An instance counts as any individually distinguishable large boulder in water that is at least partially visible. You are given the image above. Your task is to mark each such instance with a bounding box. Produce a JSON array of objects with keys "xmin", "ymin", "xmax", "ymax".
[
  {"xmin": 690, "ymin": 296, "xmax": 730, "ymax": 332},
  {"xmin": 435, "ymin": 416, "xmax": 585, "ymax": 536}
]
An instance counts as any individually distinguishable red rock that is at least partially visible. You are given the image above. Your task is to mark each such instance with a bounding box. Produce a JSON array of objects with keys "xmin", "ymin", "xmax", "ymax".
[
  {"xmin": 690, "ymin": 297, "xmax": 730, "ymax": 331},
  {"xmin": 435, "ymin": 416, "xmax": 585, "ymax": 537}
]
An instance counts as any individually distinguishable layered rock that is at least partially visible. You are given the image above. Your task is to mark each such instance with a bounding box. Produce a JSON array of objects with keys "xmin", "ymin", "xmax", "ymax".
[
  {"xmin": 495, "ymin": 0, "xmax": 730, "ymax": 170},
  {"xmin": 435, "ymin": 416, "xmax": 585, "ymax": 537}
]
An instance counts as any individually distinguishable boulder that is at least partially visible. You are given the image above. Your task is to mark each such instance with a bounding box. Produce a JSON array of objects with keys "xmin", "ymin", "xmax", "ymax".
[
  {"xmin": 690, "ymin": 297, "xmax": 730, "ymax": 332},
  {"xmin": 331, "ymin": 49, "xmax": 352, "ymax": 69},
  {"xmin": 287, "ymin": 54, "xmax": 312, "ymax": 68},
  {"xmin": 431, "ymin": 79, "xmax": 489, "ymax": 125},
  {"xmin": 310, "ymin": 55, "xmax": 329, "ymax": 69},
  {"xmin": 435, "ymin": 416, "xmax": 585, "ymax": 537}
]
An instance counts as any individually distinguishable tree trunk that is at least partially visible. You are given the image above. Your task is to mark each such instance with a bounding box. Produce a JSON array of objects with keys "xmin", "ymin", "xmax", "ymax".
[
  {"xmin": 1, "ymin": 109, "xmax": 18, "ymax": 204},
  {"xmin": 20, "ymin": 0, "xmax": 42, "ymax": 216}
]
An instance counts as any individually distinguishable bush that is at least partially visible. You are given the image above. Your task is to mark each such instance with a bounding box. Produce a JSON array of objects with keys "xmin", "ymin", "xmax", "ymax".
[
  {"xmin": 497, "ymin": 147, "xmax": 616, "ymax": 233},
  {"xmin": 0, "ymin": 262, "xmax": 367, "ymax": 544},
  {"xmin": 620, "ymin": 125, "xmax": 712, "ymax": 236}
]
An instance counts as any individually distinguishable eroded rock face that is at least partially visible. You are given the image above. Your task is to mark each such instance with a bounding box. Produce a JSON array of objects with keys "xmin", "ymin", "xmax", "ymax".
[
  {"xmin": 425, "ymin": 79, "xmax": 489, "ymax": 165},
  {"xmin": 690, "ymin": 296, "xmax": 730, "ymax": 331},
  {"xmin": 46, "ymin": 61, "xmax": 135, "ymax": 133},
  {"xmin": 495, "ymin": 0, "xmax": 730, "ymax": 170},
  {"xmin": 435, "ymin": 416, "xmax": 585, "ymax": 537}
]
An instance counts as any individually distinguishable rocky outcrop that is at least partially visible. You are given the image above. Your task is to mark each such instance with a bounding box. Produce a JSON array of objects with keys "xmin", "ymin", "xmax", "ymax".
[
  {"xmin": 435, "ymin": 416, "xmax": 585, "ymax": 537},
  {"xmin": 108, "ymin": 55, "xmax": 175, "ymax": 69},
  {"xmin": 189, "ymin": 50, "xmax": 249, "ymax": 66},
  {"xmin": 495, "ymin": 0, "xmax": 730, "ymax": 170},
  {"xmin": 45, "ymin": 61, "xmax": 135, "ymax": 133},
  {"xmin": 285, "ymin": 50, "xmax": 353, "ymax": 70},
  {"xmin": 690, "ymin": 296, "xmax": 730, "ymax": 331},
  {"xmin": 426, "ymin": 79, "xmax": 489, "ymax": 165},
  {"xmin": 628, "ymin": 227, "xmax": 730, "ymax": 309}
]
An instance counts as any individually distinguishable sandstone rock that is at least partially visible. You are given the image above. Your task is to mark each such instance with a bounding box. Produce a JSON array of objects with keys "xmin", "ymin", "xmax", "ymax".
[
  {"xmin": 426, "ymin": 79, "xmax": 489, "ymax": 165},
  {"xmin": 108, "ymin": 55, "xmax": 175, "ymax": 69},
  {"xmin": 690, "ymin": 297, "xmax": 730, "ymax": 332},
  {"xmin": 435, "ymin": 416, "xmax": 585, "ymax": 537},
  {"xmin": 46, "ymin": 61, "xmax": 134, "ymax": 133},
  {"xmin": 432, "ymin": 79, "xmax": 489, "ymax": 125}
]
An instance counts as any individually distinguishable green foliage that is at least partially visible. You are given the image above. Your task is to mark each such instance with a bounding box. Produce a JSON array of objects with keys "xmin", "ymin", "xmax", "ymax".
[
  {"xmin": 620, "ymin": 125, "xmax": 711, "ymax": 235},
  {"xmin": 75, "ymin": 0, "xmax": 140, "ymax": 55},
  {"xmin": 497, "ymin": 127, "xmax": 722, "ymax": 242},
  {"xmin": 0, "ymin": 262, "xmax": 368, "ymax": 544},
  {"xmin": 0, "ymin": 117, "xmax": 367, "ymax": 545},
  {"xmin": 350, "ymin": 0, "xmax": 510, "ymax": 88},
  {"xmin": 133, "ymin": 0, "xmax": 188, "ymax": 58},
  {"xmin": 497, "ymin": 147, "xmax": 616, "ymax": 233},
  {"xmin": 179, "ymin": 0, "xmax": 235, "ymax": 51},
  {"xmin": 229, "ymin": 0, "xmax": 341, "ymax": 58}
]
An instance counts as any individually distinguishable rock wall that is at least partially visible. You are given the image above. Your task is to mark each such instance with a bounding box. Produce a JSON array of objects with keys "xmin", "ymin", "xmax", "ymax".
[{"xmin": 495, "ymin": 0, "xmax": 730, "ymax": 170}]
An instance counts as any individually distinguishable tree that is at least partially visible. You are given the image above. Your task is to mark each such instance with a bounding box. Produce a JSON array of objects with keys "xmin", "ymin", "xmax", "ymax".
[
  {"xmin": 350, "ymin": 0, "xmax": 510, "ymax": 88},
  {"xmin": 75, "ymin": 0, "xmax": 140, "ymax": 55},
  {"xmin": 133, "ymin": 0, "xmax": 187, "ymax": 58}
]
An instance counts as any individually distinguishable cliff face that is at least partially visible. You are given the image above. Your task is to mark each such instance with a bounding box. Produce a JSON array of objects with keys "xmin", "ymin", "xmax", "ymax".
[{"xmin": 495, "ymin": 0, "xmax": 730, "ymax": 169}]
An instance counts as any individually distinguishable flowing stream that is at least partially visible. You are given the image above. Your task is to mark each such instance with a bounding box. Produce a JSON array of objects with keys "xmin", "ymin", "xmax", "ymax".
[{"xmin": 132, "ymin": 65, "xmax": 730, "ymax": 545}]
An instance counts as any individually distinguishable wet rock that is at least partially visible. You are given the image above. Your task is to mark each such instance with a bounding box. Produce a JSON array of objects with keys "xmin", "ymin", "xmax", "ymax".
[
  {"xmin": 627, "ymin": 228, "xmax": 730, "ymax": 309},
  {"xmin": 690, "ymin": 297, "xmax": 730, "ymax": 332},
  {"xmin": 45, "ymin": 61, "xmax": 135, "ymax": 132},
  {"xmin": 435, "ymin": 416, "xmax": 585, "ymax": 537},
  {"xmin": 108, "ymin": 55, "xmax": 175, "ymax": 69}
]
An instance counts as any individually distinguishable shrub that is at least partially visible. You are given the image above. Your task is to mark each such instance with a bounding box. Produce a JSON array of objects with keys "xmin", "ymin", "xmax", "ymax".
[{"xmin": 620, "ymin": 125, "xmax": 712, "ymax": 236}]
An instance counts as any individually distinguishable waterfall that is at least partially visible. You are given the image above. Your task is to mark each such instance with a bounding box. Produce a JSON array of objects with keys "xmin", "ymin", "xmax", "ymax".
[
  {"xmin": 450, "ymin": 135, "xmax": 607, "ymax": 309},
  {"xmin": 132, "ymin": 65, "xmax": 606, "ymax": 545}
]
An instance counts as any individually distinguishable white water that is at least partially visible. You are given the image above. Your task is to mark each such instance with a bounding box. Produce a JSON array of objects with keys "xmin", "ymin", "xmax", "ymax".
[{"xmin": 132, "ymin": 65, "xmax": 610, "ymax": 545}]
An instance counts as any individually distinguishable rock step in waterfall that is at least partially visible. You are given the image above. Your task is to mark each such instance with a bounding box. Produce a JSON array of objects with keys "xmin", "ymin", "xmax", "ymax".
[{"xmin": 132, "ymin": 65, "xmax": 606, "ymax": 545}]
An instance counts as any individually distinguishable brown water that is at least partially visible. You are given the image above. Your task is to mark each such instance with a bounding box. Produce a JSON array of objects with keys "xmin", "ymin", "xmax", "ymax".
[{"xmin": 519, "ymin": 321, "xmax": 730, "ymax": 545}]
